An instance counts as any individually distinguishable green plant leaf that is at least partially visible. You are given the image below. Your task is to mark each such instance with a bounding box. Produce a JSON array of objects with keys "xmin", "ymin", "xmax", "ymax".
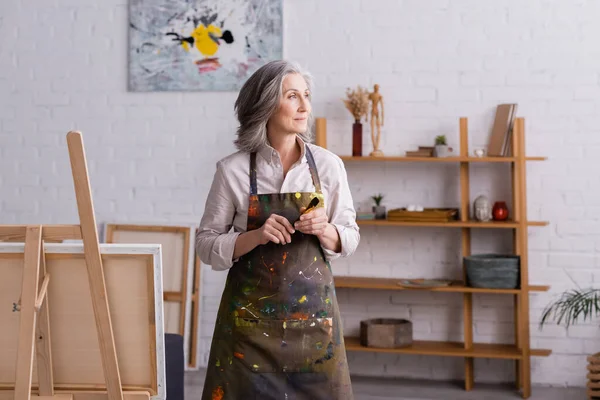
[
  {"xmin": 371, "ymin": 193, "xmax": 384, "ymax": 206},
  {"xmin": 539, "ymin": 288, "xmax": 600, "ymax": 329}
]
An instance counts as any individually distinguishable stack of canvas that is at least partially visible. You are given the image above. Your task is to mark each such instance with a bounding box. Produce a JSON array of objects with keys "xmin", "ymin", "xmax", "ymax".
[{"xmin": 104, "ymin": 223, "xmax": 201, "ymax": 371}]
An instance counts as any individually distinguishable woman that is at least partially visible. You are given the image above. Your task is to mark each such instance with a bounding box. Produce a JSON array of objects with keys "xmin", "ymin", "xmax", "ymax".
[{"xmin": 196, "ymin": 60, "xmax": 359, "ymax": 400}]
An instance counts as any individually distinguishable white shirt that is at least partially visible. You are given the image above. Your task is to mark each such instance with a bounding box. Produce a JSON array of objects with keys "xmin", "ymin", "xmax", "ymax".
[{"xmin": 195, "ymin": 136, "xmax": 360, "ymax": 271}]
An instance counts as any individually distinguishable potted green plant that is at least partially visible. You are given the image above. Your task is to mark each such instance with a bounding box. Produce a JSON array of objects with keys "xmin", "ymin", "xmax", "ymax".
[
  {"xmin": 539, "ymin": 288, "xmax": 600, "ymax": 328},
  {"xmin": 371, "ymin": 193, "xmax": 386, "ymax": 219},
  {"xmin": 539, "ymin": 287, "xmax": 600, "ymax": 395},
  {"xmin": 434, "ymin": 135, "xmax": 450, "ymax": 157}
]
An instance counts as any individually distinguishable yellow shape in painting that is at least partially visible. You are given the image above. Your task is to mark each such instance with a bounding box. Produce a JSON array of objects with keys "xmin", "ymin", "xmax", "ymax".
[
  {"xmin": 295, "ymin": 192, "xmax": 301, "ymax": 199},
  {"xmin": 189, "ymin": 24, "xmax": 222, "ymax": 56},
  {"xmin": 299, "ymin": 295, "xmax": 307, "ymax": 303}
]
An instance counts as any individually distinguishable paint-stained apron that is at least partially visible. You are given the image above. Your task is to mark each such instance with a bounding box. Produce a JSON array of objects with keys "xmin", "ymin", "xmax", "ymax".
[{"xmin": 201, "ymin": 147, "xmax": 353, "ymax": 400}]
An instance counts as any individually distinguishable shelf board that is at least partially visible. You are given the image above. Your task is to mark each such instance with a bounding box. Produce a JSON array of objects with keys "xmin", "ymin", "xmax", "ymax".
[
  {"xmin": 339, "ymin": 156, "xmax": 547, "ymax": 162},
  {"xmin": 356, "ymin": 219, "xmax": 549, "ymax": 228},
  {"xmin": 334, "ymin": 276, "xmax": 549, "ymax": 293},
  {"xmin": 343, "ymin": 337, "xmax": 551, "ymax": 359}
]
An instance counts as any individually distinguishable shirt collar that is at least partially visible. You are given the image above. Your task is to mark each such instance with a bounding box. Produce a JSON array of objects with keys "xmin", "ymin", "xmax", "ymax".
[{"xmin": 257, "ymin": 134, "xmax": 307, "ymax": 165}]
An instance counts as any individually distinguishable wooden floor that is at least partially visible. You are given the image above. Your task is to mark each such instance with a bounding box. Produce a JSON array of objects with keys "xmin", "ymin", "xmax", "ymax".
[{"xmin": 185, "ymin": 369, "xmax": 586, "ymax": 400}]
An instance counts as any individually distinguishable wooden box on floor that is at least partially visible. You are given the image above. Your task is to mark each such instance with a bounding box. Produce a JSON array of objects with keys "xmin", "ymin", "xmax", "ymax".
[
  {"xmin": 103, "ymin": 222, "xmax": 201, "ymax": 370},
  {"xmin": 588, "ymin": 352, "xmax": 600, "ymax": 399}
]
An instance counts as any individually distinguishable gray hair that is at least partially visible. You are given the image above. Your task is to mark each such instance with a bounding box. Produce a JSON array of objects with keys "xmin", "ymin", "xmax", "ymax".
[{"xmin": 233, "ymin": 60, "xmax": 314, "ymax": 153}]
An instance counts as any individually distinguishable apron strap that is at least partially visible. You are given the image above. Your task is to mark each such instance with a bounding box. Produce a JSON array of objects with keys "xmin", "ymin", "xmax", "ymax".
[
  {"xmin": 249, "ymin": 152, "xmax": 258, "ymax": 196},
  {"xmin": 248, "ymin": 145, "xmax": 322, "ymax": 195},
  {"xmin": 305, "ymin": 145, "xmax": 322, "ymax": 193}
]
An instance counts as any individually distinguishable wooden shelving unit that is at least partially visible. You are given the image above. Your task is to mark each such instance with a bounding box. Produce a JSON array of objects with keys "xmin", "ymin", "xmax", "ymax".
[{"xmin": 333, "ymin": 117, "xmax": 549, "ymax": 399}]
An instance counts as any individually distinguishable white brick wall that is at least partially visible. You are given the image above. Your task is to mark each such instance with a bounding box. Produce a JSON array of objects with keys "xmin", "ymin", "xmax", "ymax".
[{"xmin": 1, "ymin": 0, "xmax": 599, "ymax": 388}]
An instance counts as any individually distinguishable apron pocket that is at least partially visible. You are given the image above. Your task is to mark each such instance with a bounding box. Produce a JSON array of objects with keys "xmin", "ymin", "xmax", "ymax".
[{"xmin": 232, "ymin": 317, "xmax": 334, "ymax": 374}]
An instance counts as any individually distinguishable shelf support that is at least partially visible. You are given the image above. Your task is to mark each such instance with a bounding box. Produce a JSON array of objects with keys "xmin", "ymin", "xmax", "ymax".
[
  {"xmin": 513, "ymin": 118, "xmax": 532, "ymax": 398},
  {"xmin": 459, "ymin": 117, "xmax": 474, "ymax": 391},
  {"xmin": 512, "ymin": 124, "xmax": 523, "ymax": 391}
]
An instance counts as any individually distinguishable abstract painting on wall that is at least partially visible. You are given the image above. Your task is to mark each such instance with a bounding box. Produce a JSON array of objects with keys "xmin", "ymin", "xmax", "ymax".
[{"xmin": 129, "ymin": 0, "xmax": 283, "ymax": 92}]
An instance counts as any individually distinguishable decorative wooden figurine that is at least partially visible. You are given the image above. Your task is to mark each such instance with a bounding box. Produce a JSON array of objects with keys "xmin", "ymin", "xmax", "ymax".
[{"xmin": 368, "ymin": 84, "xmax": 385, "ymax": 157}]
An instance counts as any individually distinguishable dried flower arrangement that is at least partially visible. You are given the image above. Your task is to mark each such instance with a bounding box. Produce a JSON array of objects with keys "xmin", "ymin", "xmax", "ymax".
[{"xmin": 342, "ymin": 86, "xmax": 370, "ymax": 122}]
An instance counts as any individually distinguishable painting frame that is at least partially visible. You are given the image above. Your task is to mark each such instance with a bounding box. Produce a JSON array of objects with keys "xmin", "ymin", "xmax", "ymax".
[{"xmin": 128, "ymin": 0, "xmax": 284, "ymax": 92}]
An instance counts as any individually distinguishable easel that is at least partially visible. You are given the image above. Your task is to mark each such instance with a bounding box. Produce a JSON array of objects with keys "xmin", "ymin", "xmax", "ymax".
[{"xmin": 0, "ymin": 132, "xmax": 145, "ymax": 400}]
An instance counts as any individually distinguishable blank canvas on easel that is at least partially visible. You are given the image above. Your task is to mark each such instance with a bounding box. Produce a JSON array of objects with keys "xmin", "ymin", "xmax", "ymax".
[
  {"xmin": 0, "ymin": 242, "xmax": 166, "ymax": 399},
  {"xmin": 103, "ymin": 223, "xmax": 200, "ymax": 370}
]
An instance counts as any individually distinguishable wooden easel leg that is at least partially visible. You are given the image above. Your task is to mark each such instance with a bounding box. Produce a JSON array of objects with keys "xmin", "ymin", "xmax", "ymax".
[
  {"xmin": 189, "ymin": 254, "xmax": 201, "ymax": 368},
  {"xmin": 179, "ymin": 230, "xmax": 191, "ymax": 339},
  {"xmin": 14, "ymin": 226, "xmax": 42, "ymax": 400},
  {"xmin": 67, "ymin": 131, "xmax": 124, "ymax": 400},
  {"xmin": 36, "ymin": 240, "xmax": 54, "ymax": 397}
]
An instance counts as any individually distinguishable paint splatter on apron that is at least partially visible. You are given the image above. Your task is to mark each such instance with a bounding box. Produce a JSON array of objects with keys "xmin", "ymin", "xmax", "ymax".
[{"xmin": 201, "ymin": 147, "xmax": 353, "ymax": 400}]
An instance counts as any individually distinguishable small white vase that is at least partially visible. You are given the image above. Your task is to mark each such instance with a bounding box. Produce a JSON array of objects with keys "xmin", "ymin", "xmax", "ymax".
[
  {"xmin": 372, "ymin": 205, "xmax": 386, "ymax": 220},
  {"xmin": 434, "ymin": 145, "xmax": 449, "ymax": 157}
]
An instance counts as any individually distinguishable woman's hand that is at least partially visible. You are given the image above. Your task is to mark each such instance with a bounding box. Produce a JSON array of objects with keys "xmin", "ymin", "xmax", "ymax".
[
  {"xmin": 257, "ymin": 214, "xmax": 295, "ymax": 245},
  {"xmin": 294, "ymin": 207, "xmax": 329, "ymax": 238}
]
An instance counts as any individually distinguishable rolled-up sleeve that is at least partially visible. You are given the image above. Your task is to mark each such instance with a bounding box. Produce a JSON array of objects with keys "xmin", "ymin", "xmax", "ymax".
[
  {"xmin": 322, "ymin": 157, "xmax": 360, "ymax": 262},
  {"xmin": 195, "ymin": 160, "xmax": 240, "ymax": 271}
]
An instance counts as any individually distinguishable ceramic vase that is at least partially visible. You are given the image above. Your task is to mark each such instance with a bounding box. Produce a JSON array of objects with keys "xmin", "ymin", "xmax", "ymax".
[
  {"xmin": 434, "ymin": 144, "xmax": 449, "ymax": 157},
  {"xmin": 492, "ymin": 201, "xmax": 509, "ymax": 221},
  {"xmin": 373, "ymin": 205, "xmax": 386, "ymax": 220},
  {"xmin": 352, "ymin": 120, "xmax": 362, "ymax": 157}
]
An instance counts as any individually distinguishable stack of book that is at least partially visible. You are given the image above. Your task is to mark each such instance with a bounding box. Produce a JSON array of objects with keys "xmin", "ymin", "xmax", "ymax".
[
  {"xmin": 387, "ymin": 208, "xmax": 459, "ymax": 222},
  {"xmin": 487, "ymin": 103, "xmax": 518, "ymax": 157},
  {"xmin": 356, "ymin": 211, "xmax": 376, "ymax": 220},
  {"xmin": 405, "ymin": 146, "xmax": 434, "ymax": 157}
]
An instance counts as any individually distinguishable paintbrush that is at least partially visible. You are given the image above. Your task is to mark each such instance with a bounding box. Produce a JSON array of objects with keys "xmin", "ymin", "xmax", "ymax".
[
  {"xmin": 293, "ymin": 198, "xmax": 320, "ymax": 230},
  {"xmin": 300, "ymin": 197, "xmax": 320, "ymax": 216}
]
